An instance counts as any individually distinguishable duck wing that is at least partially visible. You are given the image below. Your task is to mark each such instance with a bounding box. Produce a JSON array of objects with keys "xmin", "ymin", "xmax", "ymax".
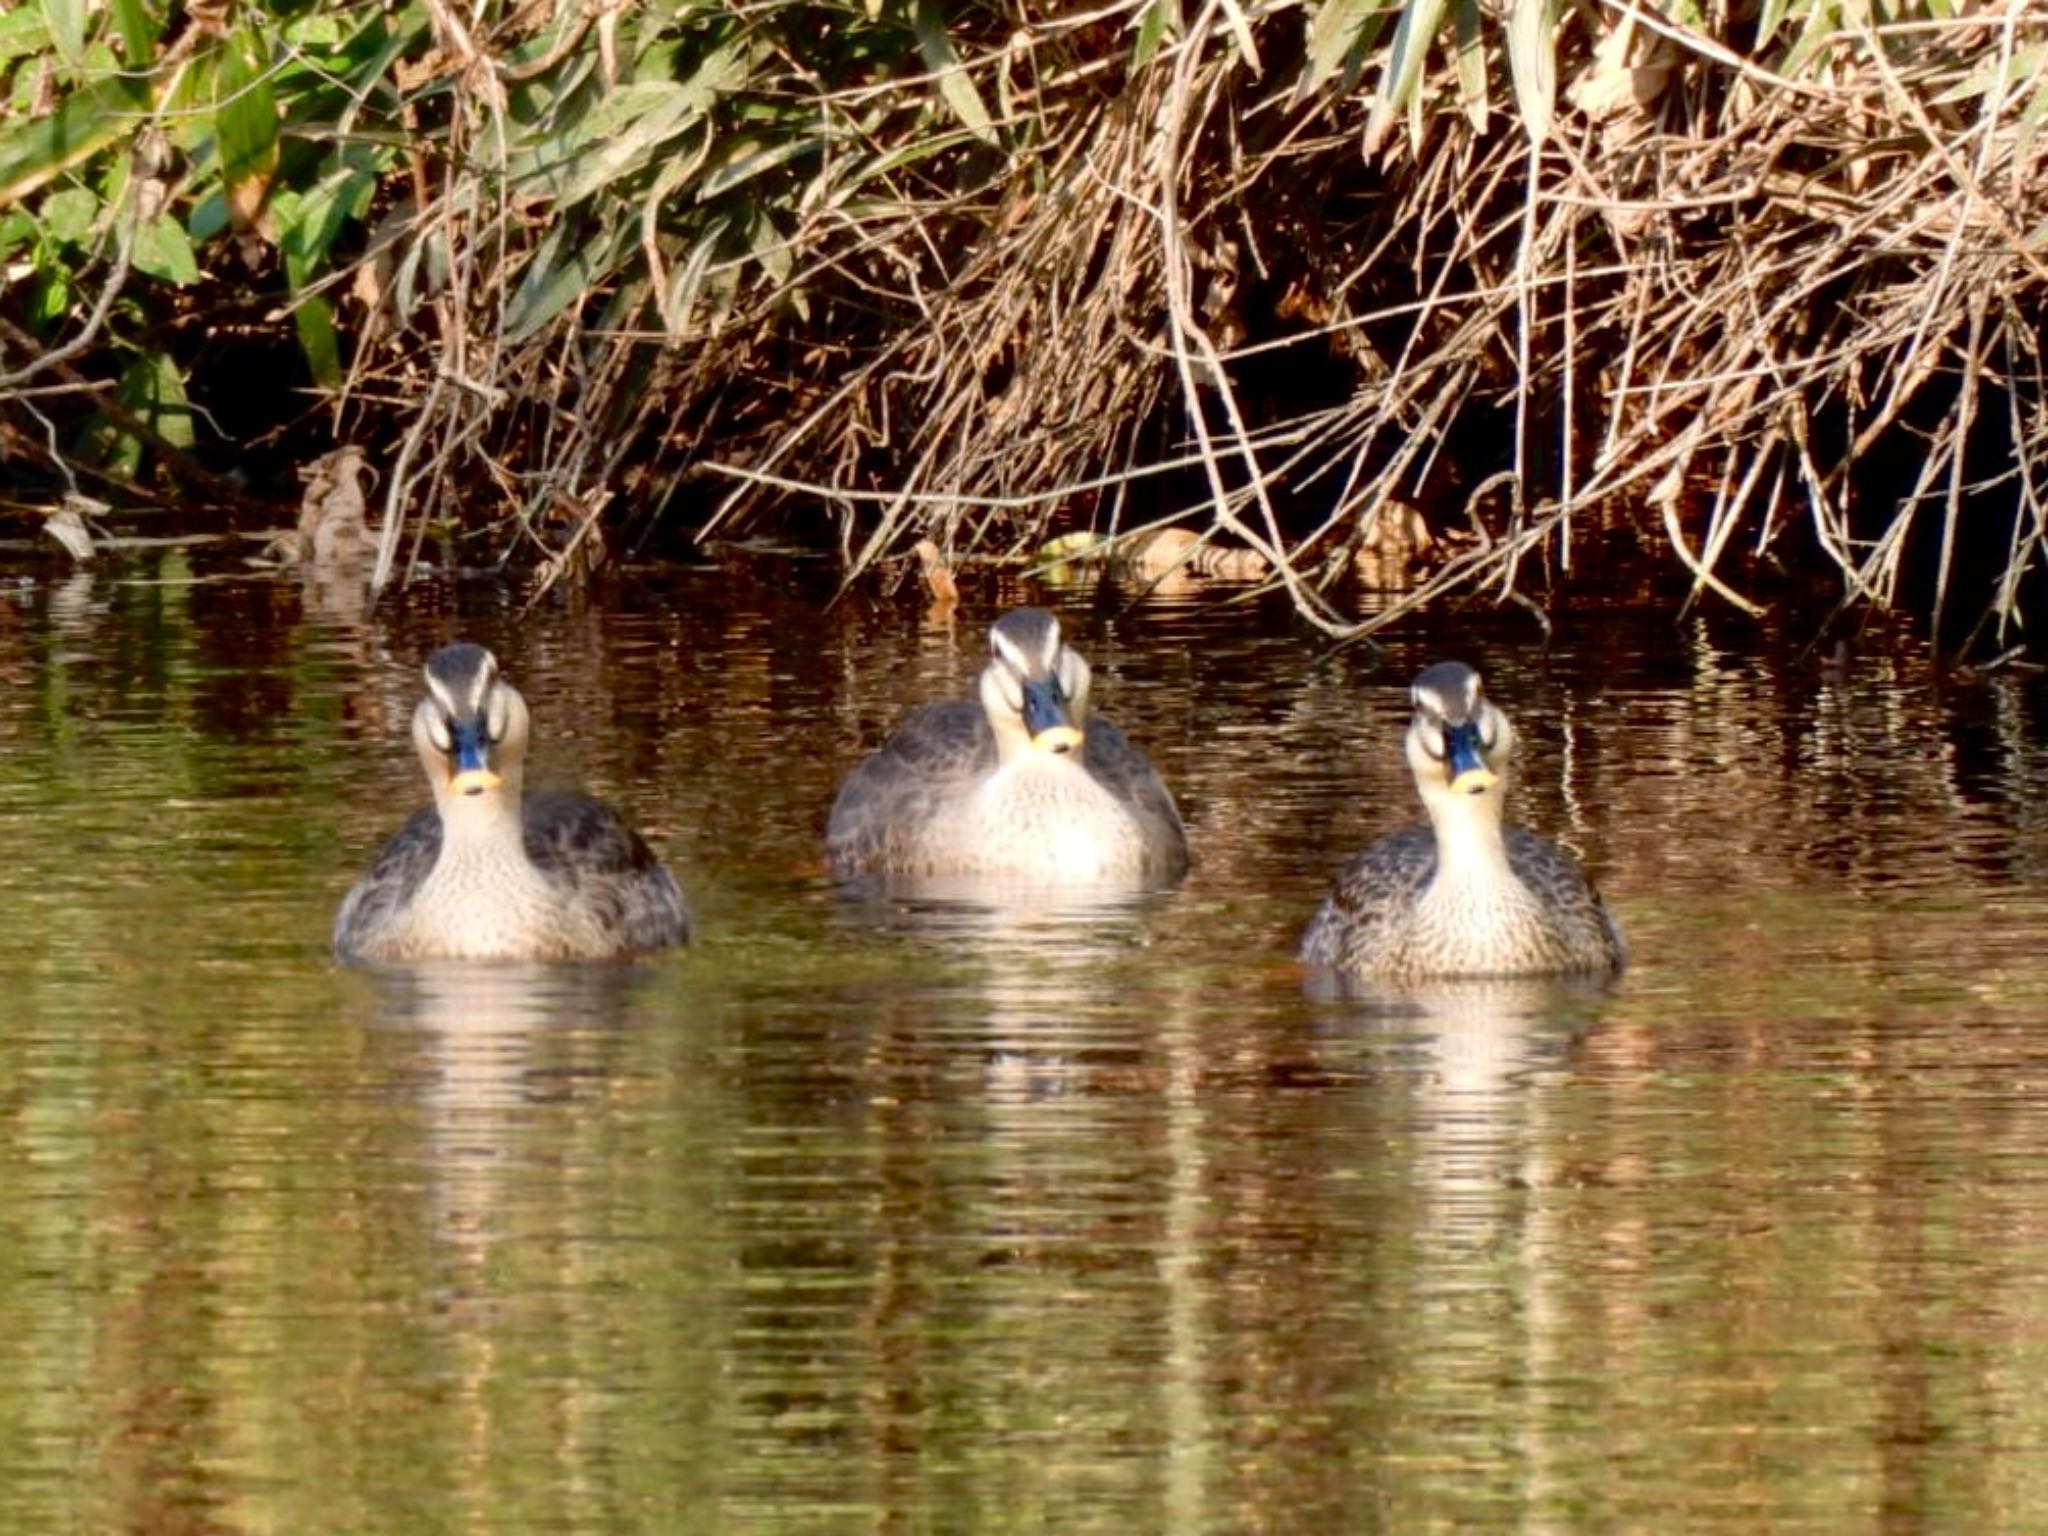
[
  {"xmin": 1503, "ymin": 825, "xmax": 1626, "ymax": 971},
  {"xmin": 1297, "ymin": 824, "xmax": 1438, "ymax": 970},
  {"xmin": 826, "ymin": 700, "xmax": 995, "ymax": 872},
  {"xmin": 333, "ymin": 806, "xmax": 443, "ymax": 960},
  {"xmin": 524, "ymin": 790, "xmax": 691, "ymax": 949},
  {"xmin": 1081, "ymin": 715, "xmax": 1189, "ymax": 873}
]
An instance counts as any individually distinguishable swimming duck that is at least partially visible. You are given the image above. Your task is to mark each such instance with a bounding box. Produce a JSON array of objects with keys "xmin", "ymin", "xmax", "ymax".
[
  {"xmin": 1299, "ymin": 661, "xmax": 1624, "ymax": 979},
  {"xmin": 334, "ymin": 643, "xmax": 689, "ymax": 963},
  {"xmin": 827, "ymin": 608, "xmax": 1188, "ymax": 883}
]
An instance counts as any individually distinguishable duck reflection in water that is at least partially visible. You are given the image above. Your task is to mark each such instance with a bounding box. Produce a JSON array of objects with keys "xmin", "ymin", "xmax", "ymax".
[
  {"xmin": 334, "ymin": 643, "xmax": 689, "ymax": 963},
  {"xmin": 827, "ymin": 608, "xmax": 1188, "ymax": 893},
  {"xmin": 1300, "ymin": 661, "xmax": 1624, "ymax": 981}
]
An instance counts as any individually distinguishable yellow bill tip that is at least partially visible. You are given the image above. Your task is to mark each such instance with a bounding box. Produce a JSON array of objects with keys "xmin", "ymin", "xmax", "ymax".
[
  {"xmin": 1033, "ymin": 724, "xmax": 1085, "ymax": 755},
  {"xmin": 449, "ymin": 767, "xmax": 503, "ymax": 796},
  {"xmin": 1449, "ymin": 766, "xmax": 1498, "ymax": 795}
]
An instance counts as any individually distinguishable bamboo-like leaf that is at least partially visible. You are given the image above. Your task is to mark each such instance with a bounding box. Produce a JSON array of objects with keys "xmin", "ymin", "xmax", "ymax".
[
  {"xmin": 1305, "ymin": 0, "xmax": 1392, "ymax": 99},
  {"xmin": 913, "ymin": 0, "xmax": 996, "ymax": 144},
  {"xmin": 1132, "ymin": 0, "xmax": 1174, "ymax": 70},
  {"xmin": 503, "ymin": 223, "xmax": 631, "ymax": 342},
  {"xmin": 1781, "ymin": 1, "xmax": 1846, "ymax": 78},
  {"xmin": 213, "ymin": 27, "xmax": 279, "ymax": 238},
  {"xmin": 2024, "ymin": 75, "xmax": 2048, "ymax": 134},
  {"xmin": 661, "ymin": 219, "xmax": 727, "ymax": 336},
  {"xmin": 0, "ymin": 73, "xmax": 152, "ymax": 207},
  {"xmin": 1754, "ymin": 0, "xmax": 1800, "ymax": 54},
  {"xmin": 120, "ymin": 350, "xmax": 195, "ymax": 450},
  {"xmin": 293, "ymin": 294, "xmax": 341, "ymax": 387},
  {"xmin": 276, "ymin": 159, "xmax": 377, "ymax": 279},
  {"xmin": 1453, "ymin": 0, "xmax": 1488, "ymax": 133},
  {"xmin": 106, "ymin": 0, "xmax": 156, "ymax": 63},
  {"xmin": 830, "ymin": 125, "xmax": 982, "ymax": 201},
  {"xmin": 1505, "ymin": 0, "xmax": 1556, "ymax": 144},
  {"xmin": 699, "ymin": 136, "xmax": 812, "ymax": 201},
  {"xmin": 39, "ymin": 0, "xmax": 84, "ymax": 65},
  {"xmin": 1933, "ymin": 42, "xmax": 2044, "ymax": 107},
  {"xmin": 747, "ymin": 205, "xmax": 792, "ymax": 290},
  {"xmin": 516, "ymin": 54, "xmax": 742, "ymax": 209},
  {"xmin": 1365, "ymin": 0, "xmax": 1450, "ymax": 154}
]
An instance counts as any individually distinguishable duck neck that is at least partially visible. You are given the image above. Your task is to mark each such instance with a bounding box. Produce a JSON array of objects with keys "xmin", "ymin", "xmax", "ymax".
[
  {"xmin": 433, "ymin": 774, "xmax": 528, "ymax": 865},
  {"xmin": 1425, "ymin": 786, "xmax": 1513, "ymax": 890}
]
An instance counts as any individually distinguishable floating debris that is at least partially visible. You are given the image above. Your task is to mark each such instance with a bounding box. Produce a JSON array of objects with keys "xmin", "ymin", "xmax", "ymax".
[
  {"xmin": 270, "ymin": 445, "xmax": 377, "ymax": 569},
  {"xmin": 42, "ymin": 494, "xmax": 104, "ymax": 562}
]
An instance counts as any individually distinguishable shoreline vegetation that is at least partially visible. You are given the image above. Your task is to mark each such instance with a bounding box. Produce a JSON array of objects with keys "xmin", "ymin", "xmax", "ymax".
[{"xmin": 1, "ymin": 1, "xmax": 2044, "ymax": 649}]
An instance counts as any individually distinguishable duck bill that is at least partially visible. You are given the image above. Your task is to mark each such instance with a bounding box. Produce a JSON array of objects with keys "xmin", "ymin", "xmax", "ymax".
[
  {"xmin": 1022, "ymin": 680, "xmax": 1083, "ymax": 755},
  {"xmin": 449, "ymin": 724, "xmax": 501, "ymax": 796},
  {"xmin": 1444, "ymin": 722, "xmax": 1497, "ymax": 794}
]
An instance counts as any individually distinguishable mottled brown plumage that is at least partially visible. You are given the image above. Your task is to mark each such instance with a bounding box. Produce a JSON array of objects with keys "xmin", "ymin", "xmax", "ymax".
[
  {"xmin": 335, "ymin": 644, "xmax": 688, "ymax": 963},
  {"xmin": 827, "ymin": 609, "xmax": 1187, "ymax": 884},
  {"xmin": 1300, "ymin": 662, "xmax": 1623, "ymax": 979}
]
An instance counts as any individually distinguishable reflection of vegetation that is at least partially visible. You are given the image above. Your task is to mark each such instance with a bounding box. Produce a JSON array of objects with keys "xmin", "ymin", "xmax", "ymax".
[
  {"xmin": 3, "ymin": 4, "xmax": 2047, "ymax": 642},
  {"xmin": 11, "ymin": 577, "xmax": 2048, "ymax": 1524}
]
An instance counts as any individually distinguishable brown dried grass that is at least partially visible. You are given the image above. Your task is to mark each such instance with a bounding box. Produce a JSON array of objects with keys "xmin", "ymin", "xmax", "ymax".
[{"xmin": 307, "ymin": 2, "xmax": 2048, "ymax": 646}]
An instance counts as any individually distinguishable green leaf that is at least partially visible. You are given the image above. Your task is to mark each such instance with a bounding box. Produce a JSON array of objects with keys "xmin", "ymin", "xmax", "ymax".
[
  {"xmin": 1132, "ymin": 0, "xmax": 1174, "ymax": 69},
  {"xmin": 0, "ymin": 73, "xmax": 153, "ymax": 207},
  {"xmin": 516, "ymin": 63, "xmax": 740, "ymax": 209},
  {"xmin": 1505, "ymin": 0, "xmax": 1557, "ymax": 144},
  {"xmin": 0, "ymin": 8, "xmax": 54, "ymax": 70},
  {"xmin": 2026, "ymin": 75, "xmax": 2048, "ymax": 131},
  {"xmin": 40, "ymin": 185, "xmax": 97, "ymax": 243},
  {"xmin": 1782, "ymin": 0, "xmax": 1845, "ymax": 77},
  {"xmin": 283, "ymin": 12, "xmax": 345, "ymax": 49},
  {"xmin": 276, "ymin": 158, "xmax": 377, "ymax": 282},
  {"xmin": 1453, "ymin": 0, "xmax": 1488, "ymax": 132},
  {"xmin": 120, "ymin": 350, "xmax": 195, "ymax": 450},
  {"xmin": 188, "ymin": 192, "xmax": 228, "ymax": 242},
  {"xmin": 747, "ymin": 205, "xmax": 791, "ymax": 289},
  {"xmin": 0, "ymin": 207, "xmax": 31, "ymax": 260},
  {"xmin": 913, "ymin": 0, "xmax": 995, "ymax": 144},
  {"xmin": 40, "ymin": 0, "xmax": 85, "ymax": 66},
  {"xmin": 29, "ymin": 264, "xmax": 72, "ymax": 326},
  {"xmin": 213, "ymin": 26, "xmax": 279, "ymax": 232},
  {"xmin": 503, "ymin": 222, "xmax": 630, "ymax": 342},
  {"xmin": 1366, "ymin": 0, "xmax": 1450, "ymax": 151},
  {"xmin": 1933, "ymin": 41, "xmax": 2045, "ymax": 107},
  {"xmin": 293, "ymin": 294, "xmax": 341, "ymax": 387},
  {"xmin": 132, "ymin": 213, "xmax": 200, "ymax": 284},
  {"xmin": 659, "ymin": 218, "xmax": 727, "ymax": 335},
  {"xmin": 699, "ymin": 136, "xmax": 811, "ymax": 201},
  {"xmin": 106, "ymin": 0, "xmax": 157, "ymax": 63},
  {"xmin": 1302, "ymin": 0, "xmax": 1390, "ymax": 97}
]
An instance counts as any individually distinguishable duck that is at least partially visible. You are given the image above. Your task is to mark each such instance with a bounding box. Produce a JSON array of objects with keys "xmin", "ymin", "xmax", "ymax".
[
  {"xmin": 1299, "ymin": 661, "xmax": 1624, "ymax": 979},
  {"xmin": 333, "ymin": 642, "xmax": 689, "ymax": 962},
  {"xmin": 827, "ymin": 607, "xmax": 1189, "ymax": 883}
]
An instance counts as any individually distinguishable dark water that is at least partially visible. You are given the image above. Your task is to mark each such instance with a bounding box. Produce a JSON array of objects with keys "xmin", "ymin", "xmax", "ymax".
[{"xmin": 6, "ymin": 557, "xmax": 2048, "ymax": 1531}]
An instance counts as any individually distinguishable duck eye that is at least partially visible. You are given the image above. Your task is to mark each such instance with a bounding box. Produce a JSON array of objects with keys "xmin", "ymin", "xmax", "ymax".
[
  {"xmin": 426, "ymin": 711, "xmax": 454, "ymax": 754},
  {"xmin": 485, "ymin": 689, "xmax": 510, "ymax": 743},
  {"xmin": 1417, "ymin": 720, "xmax": 1446, "ymax": 759}
]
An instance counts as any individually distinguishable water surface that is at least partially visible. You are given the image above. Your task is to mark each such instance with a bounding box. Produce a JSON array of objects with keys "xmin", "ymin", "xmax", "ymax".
[{"xmin": 4, "ymin": 561, "xmax": 2048, "ymax": 1531}]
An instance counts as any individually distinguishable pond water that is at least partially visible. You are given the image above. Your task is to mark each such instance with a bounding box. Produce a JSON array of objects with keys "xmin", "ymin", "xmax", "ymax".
[{"xmin": 5, "ymin": 555, "xmax": 2048, "ymax": 1531}]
